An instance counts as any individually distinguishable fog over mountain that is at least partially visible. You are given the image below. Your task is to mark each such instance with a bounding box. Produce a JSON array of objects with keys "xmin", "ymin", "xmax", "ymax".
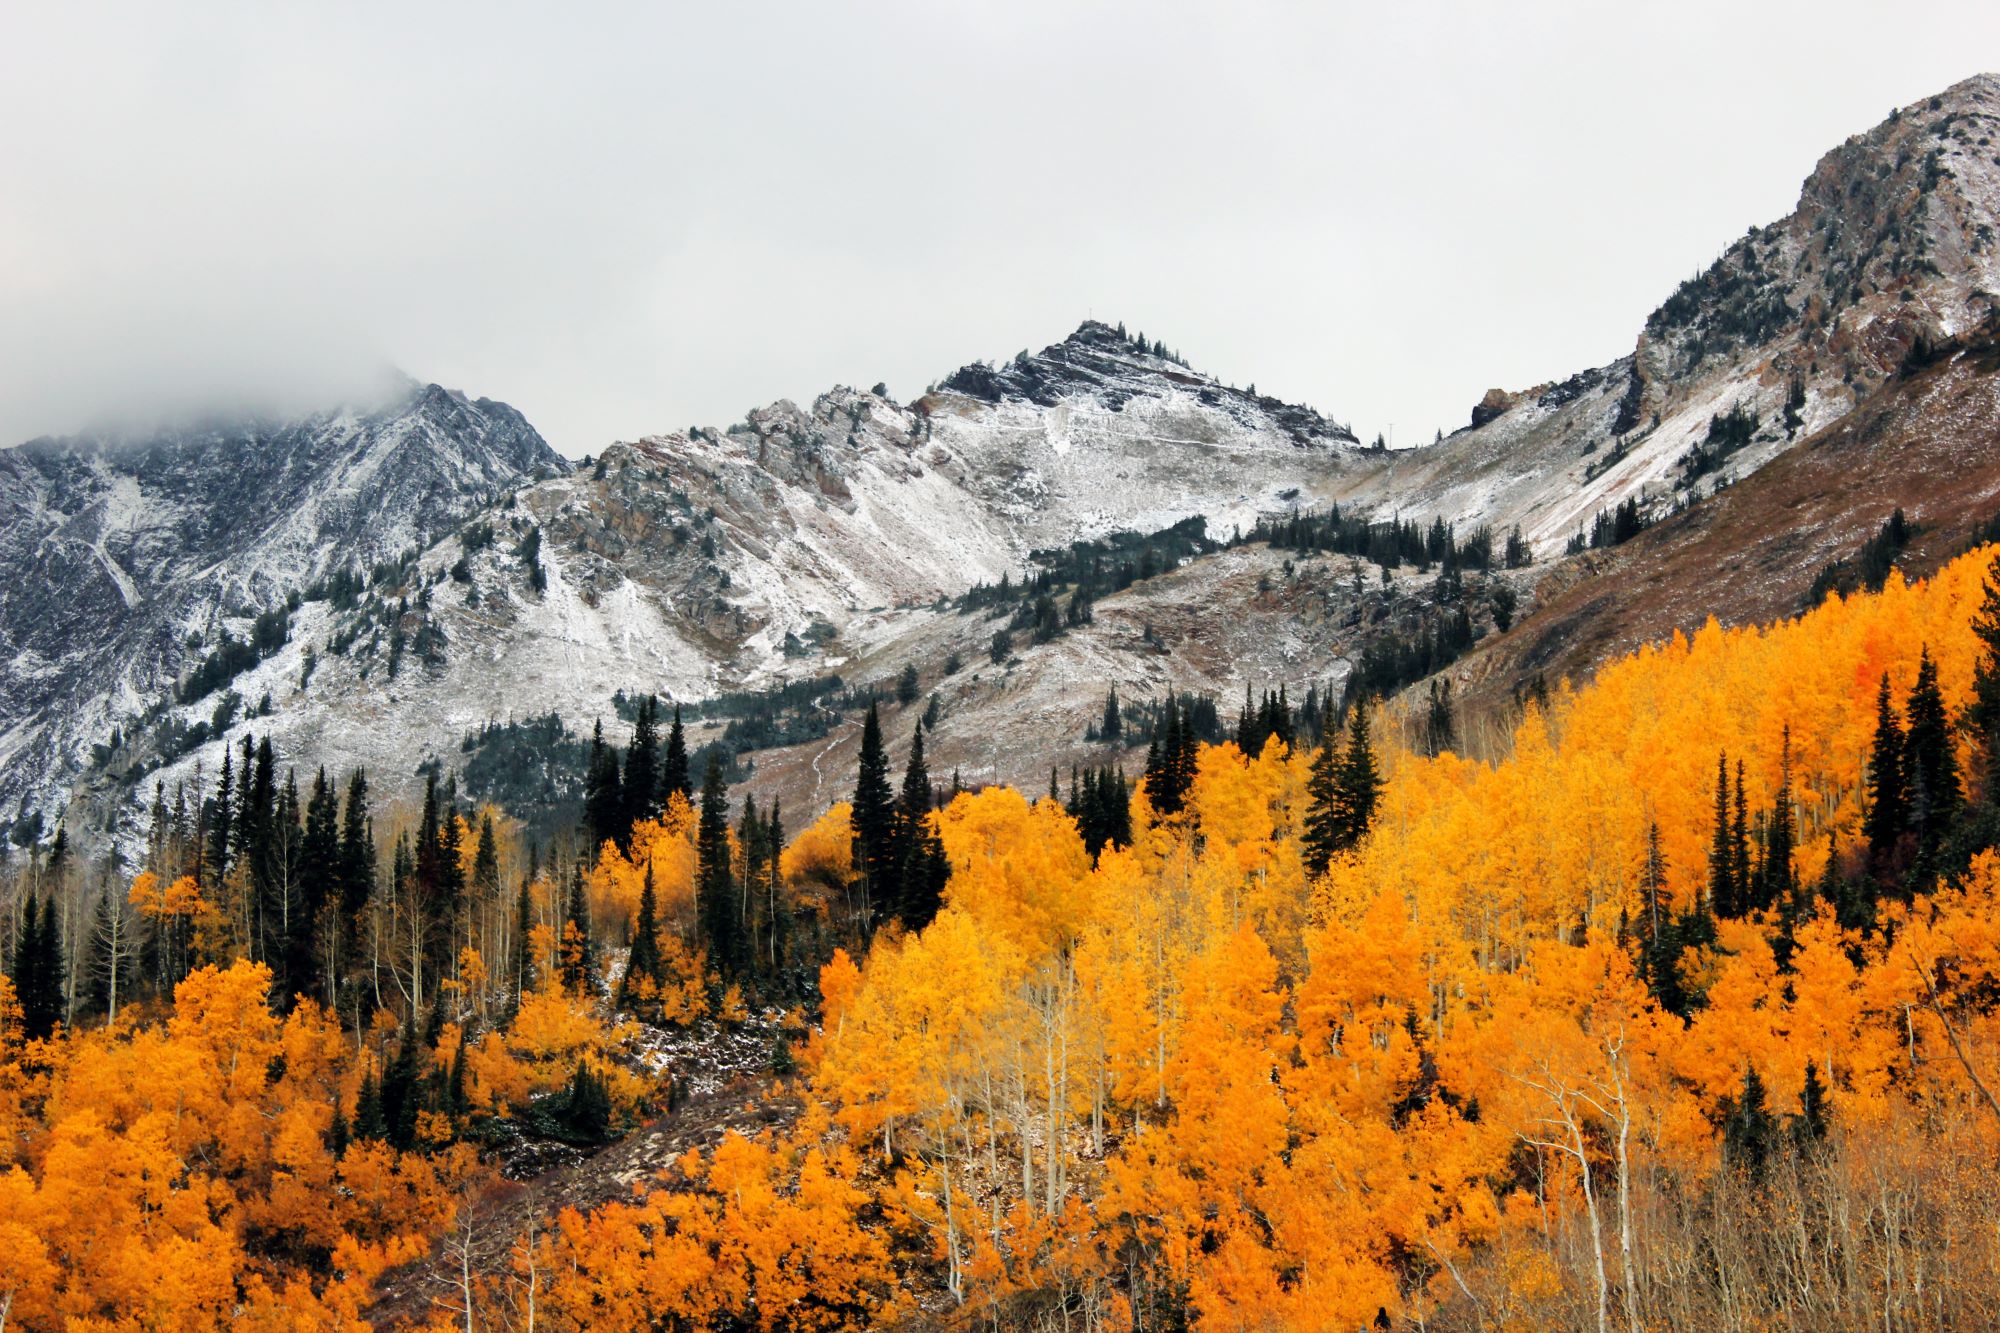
[{"xmin": 6, "ymin": 3, "xmax": 2000, "ymax": 457}]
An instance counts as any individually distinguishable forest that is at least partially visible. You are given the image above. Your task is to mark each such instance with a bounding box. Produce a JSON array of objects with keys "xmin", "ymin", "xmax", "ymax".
[{"xmin": 9, "ymin": 545, "xmax": 2000, "ymax": 1330}]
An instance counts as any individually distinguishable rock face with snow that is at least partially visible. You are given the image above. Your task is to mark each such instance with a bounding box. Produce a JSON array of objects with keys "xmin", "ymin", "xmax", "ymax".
[
  {"xmin": 0, "ymin": 380, "xmax": 566, "ymax": 838},
  {"xmin": 1356, "ymin": 72, "xmax": 2000, "ymax": 551},
  {"xmin": 7, "ymin": 77, "xmax": 2000, "ymax": 848}
]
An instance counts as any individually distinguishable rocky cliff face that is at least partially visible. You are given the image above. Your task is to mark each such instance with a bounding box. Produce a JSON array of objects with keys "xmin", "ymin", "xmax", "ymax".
[
  {"xmin": 0, "ymin": 379, "xmax": 565, "ymax": 839},
  {"xmin": 10, "ymin": 78, "xmax": 2000, "ymax": 849},
  {"xmin": 1349, "ymin": 72, "xmax": 2000, "ymax": 551}
]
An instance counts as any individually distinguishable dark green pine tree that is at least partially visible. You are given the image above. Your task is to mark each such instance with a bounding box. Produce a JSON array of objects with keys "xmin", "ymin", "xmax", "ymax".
[
  {"xmin": 446, "ymin": 1027, "xmax": 470, "ymax": 1118},
  {"xmin": 1795, "ymin": 1060, "xmax": 1831, "ymax": 1148},
  {"xmin": 582, "ymin": 719, "xmax": 625, "ymax": 856},
  {"xmin": 736, "ymin": 795, "xmax": 767, "ymax": 967},
  {"xmin": 354, "ymin": 1069, "xmax": 387, "ymax": 1142},
  {"xmin": 380, "ymin": 1034, "xmax": 422, "ymax": 1150},
  {"xmin": 763, "ymin": 798, "xmax": 789, "ymax": 974},
  {"xmin": 1905, "ymin": 647, "xmax": 1961, "ymax": 888},
  {"xmin": 1722, "ymin": 1066, "xmax": 1778, "ymax": 1178},
  {"xmin": 893, "ymin": 723, "xmax": 948, "ymax": 930},
  {"xmin": 1708, "ymin": 753, "xmax": 1737, "ymax": 918},
  {"xmin": 850, "ymin": 703, "xmax": 898, "ymax": 922},
  {"xmin": 618, "ymin": 864, "xmax": 665, "ymax": 1014},
  {"xmin": 562, "ymin": 863, "xmax": 596, "ymax": 994},
  {"xmin": 301, "ymin": 768, "xmax": 340, "ymax": 996},
  {"xmin": 15, "ymin": 896, "xmax": 63, "ymax": 1040},
  {"xmin": 1751, "ymin": 726, "xmax": 1798, "ymax": 915},
  {"xmin": 660, "ymin": 704, "xmax": 693, "ymax": 807},
  {"xmin": 206, "ymin": 747, "xmax": 234, "ymax": 885},
  {"xmin": 337, "ymin": 770, "xmax": 374, "ymax": 917},
  {"xmin": 1333, "ymin": 705, "xmax": 1385, "ymax": 850},
  {"xmin": 697, "ymin": 752, "xmax": 744, "ymax": 977},
  {"xmin": 1730, "ymin": 761, "xmax": 1752, "ymax": 914},
  {"xmin": 624, "ymin": 695, "xmax": 660, "ymax": 832},
  {"xmin": 512, "ymin": 871, "xmax": 535, "ymax": 1003},
  {"xmin": 1100, "ymin": 686, "xmax": 1122, "ymax": 741},
  {"xmin": 1968, "ymin": 565, "xmax": 2000, "ymax": 808},
  {"xmin": 1863, "ymin": 673, "xmax": 1907, "ymax": 881},
  {"xmin": 1302, "ymin": 732, "xmax": 1344, "ymax": 878}
]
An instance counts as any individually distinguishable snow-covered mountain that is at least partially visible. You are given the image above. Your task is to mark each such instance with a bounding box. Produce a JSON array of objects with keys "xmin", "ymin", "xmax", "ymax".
[
  {"xmin": 1360, "ymin": 72, "xmax": 2000, "ymax": 550},
  {"xmin": 0, "ymin": 380, "xmax": 565, "ymax": 841},
  {"xmin": 9, "ymin": 75, "xmax": 2000, "ymax": 849}
]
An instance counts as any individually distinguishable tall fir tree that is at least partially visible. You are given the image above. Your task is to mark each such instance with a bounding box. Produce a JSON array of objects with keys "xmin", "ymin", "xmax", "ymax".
[
  {"xmin": 582, "ymin": 718, "xmax": 624, "ymax": 855},
  {"xmin": 697, "ymin": 752, "xmax": 744, "ymax": 977},
  {"xmin": 1863, "ymin": 673, "xmax": 1907, "ymax": 879},
  {"xmin": 661, "ymin": 703, "xmax": 693, "ymax": 807},
  {"xmin": 624, "ymin": 695, "xmax": 660, "ymax": 831},
  {"xmin": 850, "ymin": 703, "xmax": 897, "ymax": 922},
  {"xmin": 1708, "ymin": 752, "xmax": 1737, "ymax": 918},
  {"xmin": 1969, "ymin": 564, "xmax": 2000, "ymax": 807},
  {"xmin": 617, "ymin": 863, "xmax": 665, "ymax": 1012},
  {"xmin": 1904, "ymin": 646, "xmax": 1961, "ymax": 887},
  {"xmin": 1302, "ymin": 733, "xmax": 1344, "ymax": 877},
  {"xmin": 562, "ymin": 863, "xmax": 596, "ymax": 994},
  {"xmin": 1333, "ymin": 705, "xmax": 1385, "ymax": 849}
]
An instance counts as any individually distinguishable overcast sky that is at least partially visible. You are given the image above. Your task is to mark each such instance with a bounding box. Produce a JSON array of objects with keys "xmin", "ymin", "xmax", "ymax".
[{"xmin": 2, "ymin": 4, "xmax": 1996, "ymax": 456}]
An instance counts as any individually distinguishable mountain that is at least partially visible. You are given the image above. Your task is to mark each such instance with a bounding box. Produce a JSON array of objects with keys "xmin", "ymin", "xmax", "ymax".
[
  {"xmin": 9, "ymin": 75, "xmax": 2000, "ymax": 849},
  {"xmin": 0, "ymin": 379, "xmax": 566, "ymax": 842}
]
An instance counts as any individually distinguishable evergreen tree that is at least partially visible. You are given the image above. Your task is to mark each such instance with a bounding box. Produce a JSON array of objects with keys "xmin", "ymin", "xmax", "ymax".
[
  {"xmin": 1796, "ymin": 1060, "xmax": 1831, "ymax": 1147},
  {"xmin": 697, "ymin": 752, "xmax": 744, "ymax": 977},
  {"xmin": 624, "ymin": 695, "xmax": 660, "ymax": 831},
  {"xmin": 582, "ymin": 719, "xmax": 624, "ymax": 855},
  {"xmin": 1863, "ymin": 673, "xmax": 1907, "ymax": 878},
  {"xmin": 660, "ymin": 704, "xmax": 692, "ymax": 806},
  {"xmin": 1722, "ymin": 1066, "xmax": 1778, "ymax": 1178},
  {"xmin": 1100, "ymin": 686, "xmax": 1122, "ymax": 741},
  {"xmin": 1751, "ymin": 726, "xmax": 1797, "ymax": 914},
  {"xmin": 1333, "ymin": 705, "xmax": 1385, "ymax": 849},
  {"xmin": 354, "ymin": 1069, "xmax": 387, "ymax": 1142},
  {"xmin": 892, "ymin": 723, "xmax": 948, "ymax": 930},
  {"xmin": 1731, "ymin": 761, "xmax": 1752, "ymax": 913},
  {"xmin": 1968, "ymin": 564, "xmax": 2000, "ymax": 807},
  {"xmin": 763, "ymin": 798, "xmax": 789, "ymax": 974},
  {"xmin": 1302, "ymin": 734, "xmax": 1344, "ymax": 878},
  {"xmin": 207, "ymin": 747, "xmax": 234, "ymax": 884},
  {"xmin": 850, "ymin": 703, "xmax": 897, "ymax": 921},
  {"xmin": 562, "ymin": 863, "xmax": 596, "ymax": 994},
  {"xmin": 15, "ymin": 896, "xmax": 63, "ymax": 1040},
  {"xmin": 380, "ymin": 1034, "xmax": 422, "ymax": 1150},
  {"xmin": 1905, "ymin": 647, "xmax": 1961, "ymax": 886},
  {"xmin": 1423, "ymin": 679, "xmax": 1456, "ymax": 757},
  {"xmin": 1708, "ymin": 753, "xmax": 1737, "ymax": 917},
  {"xmin": 618, "ymin": 864, "xmax": 665, "ymax": 1013},
  {"xmin": 513, "ymin": 871, "xmax": 535, "ymax": 1002}
]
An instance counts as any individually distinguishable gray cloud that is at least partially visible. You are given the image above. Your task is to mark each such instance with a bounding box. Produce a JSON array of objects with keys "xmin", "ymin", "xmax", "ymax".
[{"xmin": 2, "ymin": 2, "xmax": 1994, "ymax": 454}]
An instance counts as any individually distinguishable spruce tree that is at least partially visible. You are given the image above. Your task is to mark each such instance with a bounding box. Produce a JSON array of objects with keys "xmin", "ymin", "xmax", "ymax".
[
  {"xmin": 618, "ymin": 863, "xmax": 665, "ymax": 1013},
  {"xmin": 1723, "ymin": 1066, "xmax": 1778, "ymax": 1178},
  {"xmin": 1100, "ymin": 686, "xmax": 1122, "ymax": 741},
  {"xmin": 1302, "ymin": 734, "xmax": 1343, "ymax": 877},
  {"xmin": 850, "ymin": 703, "xmax": 897, "ymax": 921},
  {"xmin": 1333, "ymin": 705, "xmax": 1384, "ymax": 849},
  {"xmin": 562, "ymin": 864, "xmax": 596, "ymax": 994},
  {"xmin": 1731, "ymin": 761, "xmax": 1752, "ymax": 912},
  {"xmin": 1708, "ymin": 753, "xmax": 1736, "ymax": 917},
  {"xmin": 513, "ymin": 872, "xmax": 535, "ymax": 1001},
  {"xmin": 1863, "ymin": 673, "xmax": 1907, "ymax": 877},
  {"xmin": 624, "ymin": 695, "xmax": 660, "ymax": 831},
  {"xmin": 1905, "ymin": 647, "xmax": 1961, "ymax": 886},
  {"xmin": 1969, "ymin": 565, "xmax": 2000, "ymax": 807},
  {"xmin": 697, "ymin": 752, "xmax": 743, "ymax": 976},
  {"xmin": 893, "ymin": 724, "xmax": 948, "ymax": 930},
  {"xmin": 582, "ymin": 719, "xmax": 624, "ymax": 855},
  {"xmin": 207, "ymin": 748, "xmax": 234, "ymax": 884},
  {"xmin": 661, "ymin": 704, "xmax": 692, "ymax": 806}
]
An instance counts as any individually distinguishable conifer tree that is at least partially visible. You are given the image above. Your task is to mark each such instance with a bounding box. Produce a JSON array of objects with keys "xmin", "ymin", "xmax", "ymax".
[
  {"xmin": 617, "ymin": 863, "xmax": 665, "ymax": 1013},
  {"xmin": 892, "ymin": 724, "xmax": 948, "ymax": 930},
  {"xmin": 207, "ymin": 747, "xmax": 234, "ymax": 884},
  {"xmin": 582, "ymin": 719, "xmax": 624, "ymax": 855},
  {"xmin": 1302, "ymin": 735, "xmax": 1344, "ymax": 877},
  {"xmin": 1100, "ymin": 686, "xmax": 1122, "ymax": 741},
  {"xmin": 850, "ymin": 703, "xmax": 897, "ymax": 921},
  {"xmin": 1723, "ymin": 1066, "xmax": 1778, "ymax": 1178},
  {"xmin": 624, "ymin": 695, "xmax": 660, "ymax": 832},
  {"xmin": 513, "ymin": 872, "xmax": 535, "ymax": 1001},
  {"xmin": 1758, "ymin": 724, "xmax": 1798, "ymax": 913},
  {"xmin": 1333, "ymin": 705, "xmax": 1384, "ymax": 849},
  {"xmin": 697, "ymin": 752, "xmax": 744, "ymax": 977},
  {"xmin": 562, "ymin": 863, "xmax": 596, "ymax": 994},
  {"xmin": 1731, "ymin": 761, "xmax": 1752, "ymax": 911},
  {"xmin": 661, "ymin": 703, "xmax": 692, "ymax": 805},
  {"xmin": 1797, "ymin": 1060, "xmax": 1831, "ymax": 1146},
  {"xmin": 1708, "ymin": 753, "xmax": 1737, "ymax": 917},
  {"xmin": 1863, "ymin": 673, "xmax": 1907, "ymax": 878},
  {"xmin": 1905, "ymin": 647, "xmax": 1961, "ymax": 885},
  {"xmin": 1969, "ymin": 565, "xmax": 2000, "ymax": 806}
]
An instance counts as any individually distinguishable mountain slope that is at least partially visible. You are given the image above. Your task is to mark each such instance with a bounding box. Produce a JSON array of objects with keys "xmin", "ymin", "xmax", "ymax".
[{"xmin": 0, "ymin": 380, "xmax": 566, "ymax": 838}]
